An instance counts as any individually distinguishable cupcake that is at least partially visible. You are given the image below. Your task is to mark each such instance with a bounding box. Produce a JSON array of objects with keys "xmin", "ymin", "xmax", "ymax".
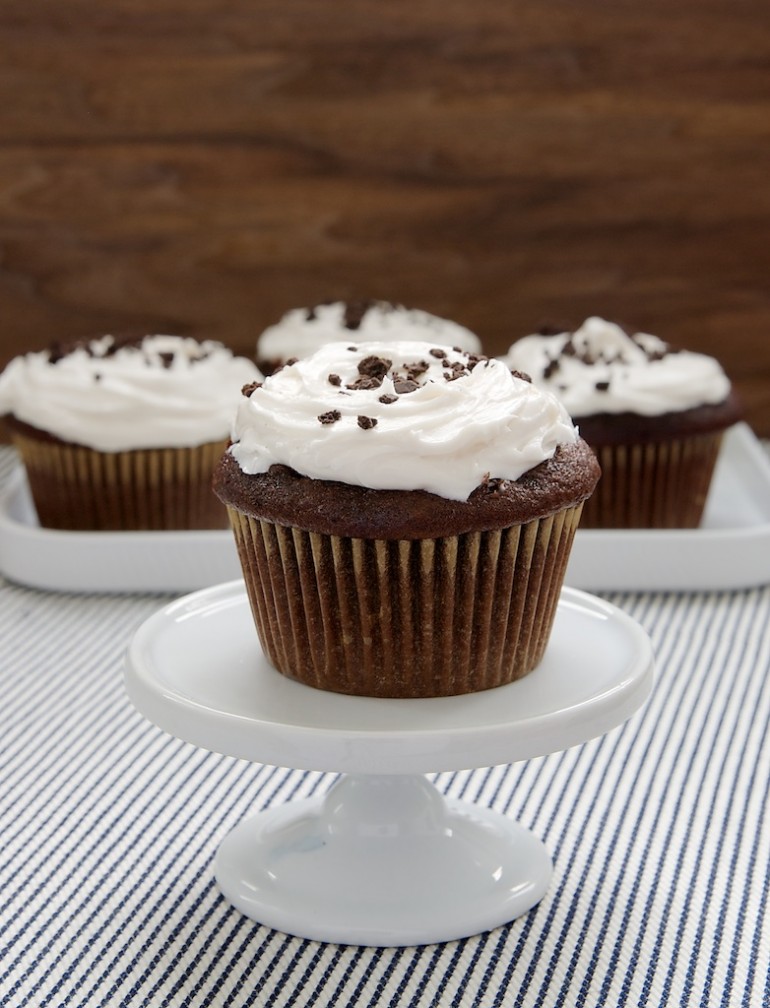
[
  {"xmin": 214, "ymin": 340, "xmax": 600, "ymax": 698},
  {"xmin": 0, "ymin": 333, "xmax": 262, "ymax": 531},
  {"xmin": 255, "ymin": 299, "xmax": 482, "ymax": 374},
  {"xmin": 502, "ymin": 317, "xmax": 742, "ymax": 528}
]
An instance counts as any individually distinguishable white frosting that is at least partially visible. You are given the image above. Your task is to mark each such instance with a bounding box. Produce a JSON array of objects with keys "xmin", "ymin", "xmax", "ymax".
[
  {"xmin": 0, "ymin": 335, "xmax": 262, "ymax": 451},
  {"xmin": 230, "ymin": 340, "xmax": 578, "ymax": 501},
  {"xmin": 257, "ymin": 301, "xmax": 482, "ymax": 362},
  {"xmin": 502, "ymin": 317, "xmax": 731, "ymax": 417}
]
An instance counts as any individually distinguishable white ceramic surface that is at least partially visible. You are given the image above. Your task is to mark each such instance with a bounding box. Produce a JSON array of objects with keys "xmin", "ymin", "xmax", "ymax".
[
  {"xmin": 215, "ymin": 774, "xmax": 553, "ymax": 946},
  {"xmin": 124, "ymin": 582, "xmax": 655, "ymax": 774},
  {"xmin": 1, "ymin": 423, "xmax": 768, "ymax": 594},
  {"xmin": 124, "ymin": 581, "xmax": 652, "ymax": 945},
  {"xmin": 0, "ymin": 469, "xmax": 240, "ymax": 593}
]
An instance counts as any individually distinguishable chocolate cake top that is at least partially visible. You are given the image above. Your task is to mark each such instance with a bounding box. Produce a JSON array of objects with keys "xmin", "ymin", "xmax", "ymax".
[{"xmin": 214, "ymin": 439, "xmax": 600, "ymax": 539}]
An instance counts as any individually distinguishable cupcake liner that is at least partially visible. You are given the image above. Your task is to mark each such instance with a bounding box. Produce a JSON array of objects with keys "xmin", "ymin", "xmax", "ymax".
[
  {"xmin": 227, "ymin": 503, "xmax": 584, "ymax": 698},
  {"xmin": 579, "ymin": 431, "xmax": 724, "ymax": 529},
  {"xmin": 11, "ymin": 432, "xmax": 229, "ymax": 530}
]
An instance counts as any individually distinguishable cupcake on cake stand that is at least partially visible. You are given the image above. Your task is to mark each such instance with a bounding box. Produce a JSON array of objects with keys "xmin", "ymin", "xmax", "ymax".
[{"xmin": 125, "ymin": 580, "xmax": 653, "ymax": 947}]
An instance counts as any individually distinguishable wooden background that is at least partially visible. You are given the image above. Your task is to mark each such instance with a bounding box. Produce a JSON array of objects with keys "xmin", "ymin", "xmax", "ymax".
[{"xmin": 1, "ymin": 0, "xmax": 769, "ymax": 434}]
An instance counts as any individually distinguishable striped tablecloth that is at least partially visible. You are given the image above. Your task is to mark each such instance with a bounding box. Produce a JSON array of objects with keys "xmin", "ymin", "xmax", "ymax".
[{"xmin": 1, "ymin": 445, "xmax": 768, "ymax": 1007}]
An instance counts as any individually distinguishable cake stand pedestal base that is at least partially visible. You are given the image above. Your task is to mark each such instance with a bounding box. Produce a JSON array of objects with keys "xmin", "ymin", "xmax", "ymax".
[{"xmin": 215, "ymin": 773, "xmax": 551, "ymax": 947}]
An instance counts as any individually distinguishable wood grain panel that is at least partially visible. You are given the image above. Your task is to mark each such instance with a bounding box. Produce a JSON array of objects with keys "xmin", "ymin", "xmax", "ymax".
[{"xmin": 1, "ymin": 0, "xmax": 768, "ymax": 433}]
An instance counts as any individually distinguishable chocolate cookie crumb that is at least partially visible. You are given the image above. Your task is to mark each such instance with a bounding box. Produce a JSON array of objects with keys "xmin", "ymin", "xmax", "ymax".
[
  {"xmin": 404, "ymin": 360, "xmax": 430, "ymax": 380},
  {"xmin": 443, "ymin": 360, "xmax": 468, "ymax": 382},
  {"xmin": 318, "ymin": 410, "xmax": 342, "ymax": 425},
  {"xmin": 357, "ymin": 415, "xmax": 378, "ymax": 429},
  {"xmin": 343, "ymin": 300, "xmax": 375, "ymax": 330},
  {"xmin": 348, "ymin": 376, "xmax": 383, "ymax": 391},
  {"xmin": 379, "ymin": 394, "xmax": 398, "ymax": 404},
  {"xmin": 480, "ymin": 471, "xmax": 510, "ymax": 495},
  {"xmin": 48, "ymin": 341, "xmax": 66, "ymax": 364},
  {"xmin": 241, "ymin": 381, "xmax": 263, "ymax": 397},
  {"xmin": 328, "ymin": 373, "xmax": 341, "ymax": 386},
  {"xmin": 465, "ymin": 353, "xmax": 487, "ymax": 371},
  {"xmin": 358, "ymin": 355, "xmax": 392, "ymax": 379}
]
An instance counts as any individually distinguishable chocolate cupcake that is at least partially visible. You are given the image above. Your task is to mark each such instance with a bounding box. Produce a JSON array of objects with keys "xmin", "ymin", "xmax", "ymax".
[
  {"xmin": 0, "ymin": 333, "xmax": 262, "ymax": 531},
  {"xmin": 502, "ymin": 317, "xmax": 742, "ymax": 528},
  {"xmin": 214, "ymin": 340, "xmax": 600, "ymax": 698},
  {"xmin": 256, "ymin": 299, "xmax": 482, "ymax": 374}
]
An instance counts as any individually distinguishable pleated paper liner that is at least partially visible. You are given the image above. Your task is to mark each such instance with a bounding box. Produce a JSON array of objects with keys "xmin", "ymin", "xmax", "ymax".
[
  {"xmin": 11, "ymin": 433, "xmax": 230, "ymax": 531},
  {"xmin": 579, "ymin": 431, "xmax": 724, "ymax": 529},
  {"xmin": 228, "ymin": 503, "xmax": 584, "ymax": 698}
]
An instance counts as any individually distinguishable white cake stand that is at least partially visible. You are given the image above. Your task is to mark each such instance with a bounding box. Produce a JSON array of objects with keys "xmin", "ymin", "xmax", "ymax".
[{"xmin": 125, "ymin": 580, "xmax": 654, "ymax": 947}]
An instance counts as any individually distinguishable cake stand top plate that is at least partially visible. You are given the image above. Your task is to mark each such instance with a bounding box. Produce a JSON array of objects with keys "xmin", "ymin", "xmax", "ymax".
[{"xmin": 124, "ymin": 581, "xmax": 654, "ymax": 774}]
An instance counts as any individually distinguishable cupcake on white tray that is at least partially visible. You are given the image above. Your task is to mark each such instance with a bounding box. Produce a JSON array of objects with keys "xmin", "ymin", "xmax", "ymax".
[
  {"xmin": 0, "ymin": 333, "xmax": 262, "ymax": 530},
  {"xmin": 501, "ymin": 317, "xmax": 742, "ymax": 528}
]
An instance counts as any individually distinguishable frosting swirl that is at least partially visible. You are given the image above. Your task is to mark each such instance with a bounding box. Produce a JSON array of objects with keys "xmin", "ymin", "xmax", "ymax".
[
  {"xmin": 256, "ymin": 300, "xmax": 482, "ymax": 363},
  {"xmin": 230, "ymin": 340, "xmax": 578, "ymax": 501},
  {"xmin": 501, "ymin": 317, "xmax": 732, "ymax": 417},
  {"xmin": 0, "ymin": 334, "xmax": 262, "ymax": 451}
]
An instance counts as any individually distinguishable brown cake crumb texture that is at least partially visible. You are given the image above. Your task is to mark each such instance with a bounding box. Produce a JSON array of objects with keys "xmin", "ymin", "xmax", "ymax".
[{"xmin": 575, "ymin": 394, "xmax": 743, "ymax": 445}]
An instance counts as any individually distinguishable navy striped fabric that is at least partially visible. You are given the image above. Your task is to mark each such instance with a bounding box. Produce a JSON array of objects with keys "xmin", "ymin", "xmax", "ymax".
[{"xmin": 1, "ymin": 446, "xmax": 768, "ymax": 1007}]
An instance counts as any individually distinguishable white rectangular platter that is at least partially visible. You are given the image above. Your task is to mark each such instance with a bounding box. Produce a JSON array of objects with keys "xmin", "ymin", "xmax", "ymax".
[
  {"xmin": 0, "ymin": 471, "xmax": 242, "ymax": 594},
  {"xmin": 566, "ymin": 422, "xmax": 770, "ymax": 591},
  {"xmin": 0, "ymin": 423, "xmax": 768, "ymax": 594}
]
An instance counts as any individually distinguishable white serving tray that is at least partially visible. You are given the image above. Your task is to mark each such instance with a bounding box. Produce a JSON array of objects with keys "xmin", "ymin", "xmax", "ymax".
[
  {"xmin": 0, "ymin": 423, "xmax": 768, "ymax": 594},
  {"xmin": 566, "ymin": 422, "xmax": 770, "ymax": 591},
  {"xmin": 0, "ymin": 472, "xmax": 241, "ymax": 594}
]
